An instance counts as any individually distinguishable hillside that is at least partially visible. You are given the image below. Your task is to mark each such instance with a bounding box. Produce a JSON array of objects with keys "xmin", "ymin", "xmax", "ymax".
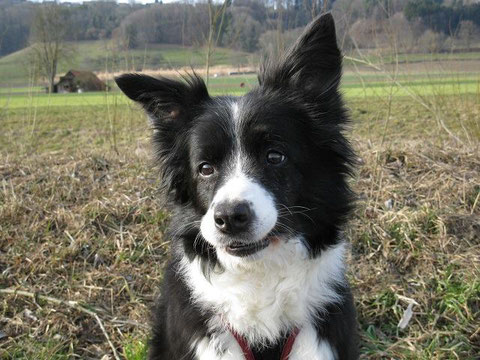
[{"xmin": 0, "ymin": 41, "xmax": 255, "ymax": 87}]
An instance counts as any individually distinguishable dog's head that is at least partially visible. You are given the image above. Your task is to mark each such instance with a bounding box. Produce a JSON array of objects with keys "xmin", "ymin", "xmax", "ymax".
[{"xmin": 116, "ymin": 13, "xmax": 354, "ymax": 268}]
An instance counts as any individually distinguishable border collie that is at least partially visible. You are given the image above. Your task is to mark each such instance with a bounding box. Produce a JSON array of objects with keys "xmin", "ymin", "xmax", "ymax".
[{"xmin": 116, "ymin": 13, "xmax": 358, "ymax": 360}]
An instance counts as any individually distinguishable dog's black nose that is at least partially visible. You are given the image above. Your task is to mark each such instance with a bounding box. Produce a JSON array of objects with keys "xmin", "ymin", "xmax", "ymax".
[{"xmin": 214, "ymin": 202, "xmax": 252, "ymax": 234}]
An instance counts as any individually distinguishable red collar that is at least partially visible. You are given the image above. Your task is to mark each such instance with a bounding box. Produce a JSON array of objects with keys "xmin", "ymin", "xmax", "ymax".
[{"xmin": 229, "ymin": 327, "xmax": 300, "ymax": 360}]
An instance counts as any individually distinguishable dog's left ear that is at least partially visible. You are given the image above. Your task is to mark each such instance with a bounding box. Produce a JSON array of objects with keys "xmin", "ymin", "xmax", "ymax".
[{"xmin": 259, "ymin": 13, "xmax": 341, "ymax": 97}]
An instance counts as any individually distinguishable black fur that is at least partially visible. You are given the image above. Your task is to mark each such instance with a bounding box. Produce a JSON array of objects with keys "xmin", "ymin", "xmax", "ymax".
[{"xmin": 116, "ymin": 13, "xmax": 358, "ymax": 360}]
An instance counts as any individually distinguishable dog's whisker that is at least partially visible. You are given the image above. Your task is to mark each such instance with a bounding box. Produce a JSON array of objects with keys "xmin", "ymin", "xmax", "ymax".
[{"xmin": 274, "ymin": 221, "xmax": 298, "ymax": 238}]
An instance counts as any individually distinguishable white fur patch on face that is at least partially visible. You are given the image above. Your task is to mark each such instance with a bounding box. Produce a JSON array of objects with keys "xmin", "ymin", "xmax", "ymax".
[
  {"xmin": 231, "ymin": 102, "xmax": 240, "ymax": 122},
  {"xmin": 200, "ymin": 172, "xmax": 277, "ymax": 249},
  {"xmin": 181, "ymin": 241, "xmax": 346, "ymax": 346},
  {"xmin": 200, "ymin": 99, "xmax": 278, "ymax": 263}
]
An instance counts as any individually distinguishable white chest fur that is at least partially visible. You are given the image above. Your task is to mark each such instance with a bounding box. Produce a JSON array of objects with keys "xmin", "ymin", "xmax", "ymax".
[
  {"xmin": 181, "ymin": 239, "xmax": 346, "ymax": 348},
  {"xmin": 194, "ymin": 323, "xmax": 337, "ymax": 360}
]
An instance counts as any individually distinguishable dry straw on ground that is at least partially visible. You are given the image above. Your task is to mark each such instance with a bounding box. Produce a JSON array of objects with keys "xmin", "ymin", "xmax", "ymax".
[
  {"xmin": 1, "ymin": 138, "xmax": 478, "ymax": 359},
  {"xmin": 1, "ymin": 94, "xmax": 479, "ymax": 358}
]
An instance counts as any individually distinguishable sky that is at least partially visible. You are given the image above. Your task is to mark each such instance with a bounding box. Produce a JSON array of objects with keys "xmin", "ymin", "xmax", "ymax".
[{"xmin": 30, "ymin": 1, "xmax": 161, "ymax": 4}]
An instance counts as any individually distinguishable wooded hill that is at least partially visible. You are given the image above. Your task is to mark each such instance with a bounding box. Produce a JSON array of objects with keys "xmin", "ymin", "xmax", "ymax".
[{"xmin": 1, "ymin": 0, "xmax": 480, "ymax": 59}]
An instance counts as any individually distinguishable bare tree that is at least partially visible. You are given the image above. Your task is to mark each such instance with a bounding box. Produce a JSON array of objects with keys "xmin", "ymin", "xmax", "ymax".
[
  {"xmin": 0, "ymin": 25, "xmax": 8, "ymax": 54},
  {"xmin": 276, "ymin": 0, "xmax": 284, "ymax": 55},
  {"xmin": 457, "ymin": 20, "xmax": 479, "ymax": 51},
  {"xmin": 205, "ymin": 0, "xmax": 229, "ymax": 86},
  {"xmin": 30, "ymin": 3, "xmax": 74, "ymax": 93}
]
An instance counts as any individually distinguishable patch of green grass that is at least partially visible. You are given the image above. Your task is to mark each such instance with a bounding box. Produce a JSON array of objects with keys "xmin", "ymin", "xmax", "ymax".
[
  {"xmin": 434, "ymin": 266, "xmax": 480, "ymax": 324},
  {"xmin": 0, "ymin": 91, "xmax": 128, "ymax": 109},
  {"xmin": 123, "ymin": 338, "xmax": 148, "ymax": 360},
  {"xmin": 417, "ymin": 207, "xmax": 440, "ymax": 235},
  {"xmin": 0, "ymin": 86, "xmax": 43, "ymax": 95},
  {"xmin": 371, "ymin": 289, "xmax": 398, "ymax": 315},
  {"xmin": 360, "ymin": 324, "xmax": 390, "ymax": 355},
  {"xmin": 466, "ymin": 184, "xmax": 480, "ymax": 208}
]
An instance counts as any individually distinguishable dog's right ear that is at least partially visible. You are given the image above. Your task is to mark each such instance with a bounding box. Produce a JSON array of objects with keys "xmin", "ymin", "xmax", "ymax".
[
  {"xmin": 115, "ymin": 73, "xmax": 209, "ymax": 124},
  {"xmin": 115, "ymin": 73, "xmax": 209, "ymax": 203}
]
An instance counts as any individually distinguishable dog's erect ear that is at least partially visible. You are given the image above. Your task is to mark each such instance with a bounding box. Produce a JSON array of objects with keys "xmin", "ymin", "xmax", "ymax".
[
  {"xmin": 115, "ymin": 73, "xmax": 209, "ymax": 122},
  {"xmin": 259, "ymin": 13, "xmax": 341, "ymax": 96}
]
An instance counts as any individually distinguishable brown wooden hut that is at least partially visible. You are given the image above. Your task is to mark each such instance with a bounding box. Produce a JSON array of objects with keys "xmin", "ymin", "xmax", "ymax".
[{"xmin": 53, "ymin": 70, "xmax": 107, "ymax": 93}]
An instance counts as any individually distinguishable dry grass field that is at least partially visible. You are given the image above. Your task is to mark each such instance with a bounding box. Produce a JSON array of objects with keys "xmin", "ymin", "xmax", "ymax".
[{"xmin": 1, "ymin": 71, "xmax": 479, "ymax": 359}]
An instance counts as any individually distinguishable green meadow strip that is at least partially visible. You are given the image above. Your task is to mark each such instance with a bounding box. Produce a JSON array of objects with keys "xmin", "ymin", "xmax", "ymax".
[{"xmin": 1, "ymin": 75, "xmax": 478, "ymax": 109}]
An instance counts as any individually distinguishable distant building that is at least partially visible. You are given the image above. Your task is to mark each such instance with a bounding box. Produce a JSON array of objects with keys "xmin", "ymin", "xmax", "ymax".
[{"xmin": 53, "ymin": 70, "xmax": 108, "ymax": 93}]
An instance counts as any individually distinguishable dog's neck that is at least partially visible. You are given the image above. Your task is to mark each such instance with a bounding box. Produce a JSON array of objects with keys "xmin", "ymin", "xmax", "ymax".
[{"xmin": 180, "ymin": 238, "xmax": 346, "ymax": 346}]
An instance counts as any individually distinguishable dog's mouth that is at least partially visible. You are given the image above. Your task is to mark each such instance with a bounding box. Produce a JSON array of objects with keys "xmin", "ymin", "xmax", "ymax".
[{"xmin": 224, "ymin": 237, "xmax": 272, "ymax": 257}]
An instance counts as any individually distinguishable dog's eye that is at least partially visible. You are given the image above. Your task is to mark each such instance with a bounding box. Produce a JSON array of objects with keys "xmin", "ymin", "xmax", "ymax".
[
  {"xmin": 266, "ymin": 150, "xmax": 286, "ymax": 165},
  {"xmin": 199, "ymin": 162, "xmax": 215, "ymax": 177}
]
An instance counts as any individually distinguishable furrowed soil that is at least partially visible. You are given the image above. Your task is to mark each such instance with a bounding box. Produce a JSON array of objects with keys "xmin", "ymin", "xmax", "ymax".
[{"xmin": 0, "ymin": 94, "xmax": 479, "ymax": 359}]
